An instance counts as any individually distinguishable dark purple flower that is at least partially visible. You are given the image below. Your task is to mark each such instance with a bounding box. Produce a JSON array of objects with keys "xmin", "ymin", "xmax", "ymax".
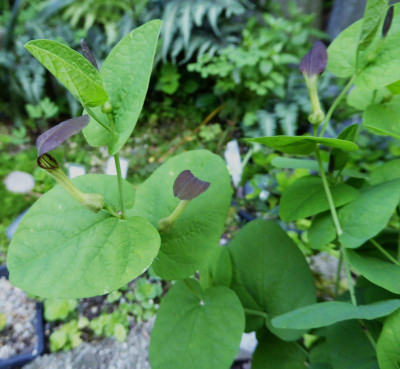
[
  {"xmin": 173, "ymin": 170, "xmax": 210, "ymax": 200},
  {"xmin": 80, "ymin": 39, "xmax": 99, "ymax": 70},
  {"xmin": 36, "ymin": 115, "xmax": 90, "ymax": 157},
  {"xmin": 382, "ymin": 6, "xmax": 394, "ymax": 38},
  {"xmin": 299, "ymin": 41, "xmax": 328, "ymax": 77}
]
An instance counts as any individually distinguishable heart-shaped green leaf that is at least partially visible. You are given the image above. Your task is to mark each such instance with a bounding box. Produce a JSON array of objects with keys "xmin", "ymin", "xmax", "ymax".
[
  {"xmin": 272, "ymin": 300, "xmax": 400, "ymax": 330},
  {"xmin": 25, "ymin": 40, "xmax": 108, "ymax": 107},
  {"xmin": 279, "ymin": 176, "xmax": 359, "ymax": 221},
  {"xmin": 363, "ymin": 102, "xmax": 400, "ymax": 140},
  {"xmin": 149, "ymin": 279, "xmax": 245, "ymax": 369},
  {"xmin": 339, "ymin": 179, "xmax": 400, "ymax": 248},
  {"xmin": 228, "ymin": 220, "xmax": 316, "ymax": 340},
  {"xmin": 7, "ymin": 174, "xmax": 160, "ymax": 298},
  {"xmin": 127, "ymin": 150, "xmax": 232, "ymax": 280},
  {"xmin": 83, "ymin": 20, "xmax": 162, "ymax": 154},
  {"xmin": 377, "ymin": 309, "xmax": 400, "ymax": 369},
  {"xmin": 252, "ymin": 330, "xmax": 307, "ymax": 369},
  {"xmin": 347, "ymin": 250, "xmax": 400, "ymax": 294},
  {"xmin": 247, "ymin": 136, "xmax": 358, "ymax": 155}
]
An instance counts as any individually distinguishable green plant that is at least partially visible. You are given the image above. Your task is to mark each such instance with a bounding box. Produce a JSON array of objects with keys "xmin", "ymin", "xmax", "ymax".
[
  {"xmin": 49, "ymin": 318, "xmax": 88, "ymax": 352},
  {"xmin": 188, "ymin": 7, "xmax": 327, "ymax": 136},
  {"xmin": 8, "ymin": 2, "xmax": 400, "ymax": 368},
  {"xmin": 0, "ymin": 313, "xmax": 6, "ymax": 332},
  {"xmin": 159, "ymin": 0, "xmax": 252, "ymax": 63},
  {"xmin": 44, "ymin": 298, "xmax": 77, "ymax": 322}
]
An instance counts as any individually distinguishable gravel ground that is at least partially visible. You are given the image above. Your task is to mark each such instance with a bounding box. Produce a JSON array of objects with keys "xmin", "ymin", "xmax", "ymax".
[
  {"xmin": 24, "ymin": 320, "xmax": 153, "ymax": 369},
  {"xmin": 0, "ymin": 277, "xmax": 38, "ymax": 359},
  {"xmin": 24, "ymin": 318, "xmax": 251, "ymax": 369}
]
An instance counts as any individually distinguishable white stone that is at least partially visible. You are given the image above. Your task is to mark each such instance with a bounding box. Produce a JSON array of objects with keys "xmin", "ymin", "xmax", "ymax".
[
  {"xmin": 105, "ymin": 157, "xmax": 129, "ymax": 179},
  {"xmin": 4, "ymin": 171, "xmax": 35, "ymax": 193}
]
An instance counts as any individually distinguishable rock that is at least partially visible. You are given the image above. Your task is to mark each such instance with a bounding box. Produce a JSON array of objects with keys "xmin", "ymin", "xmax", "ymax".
[
  {"xmin": 4, "ymin": 171, "xmax": 35, "ymax": 194},
  {"xmin": 24, "ymin": 321, "xmax": 153, "ymax": 369}
]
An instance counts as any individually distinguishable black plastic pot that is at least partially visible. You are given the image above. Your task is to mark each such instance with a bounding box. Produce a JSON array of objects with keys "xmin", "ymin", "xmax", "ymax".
[{"xmin": 0, "ymin": 264, "xmax": 45, "ymax": 369}]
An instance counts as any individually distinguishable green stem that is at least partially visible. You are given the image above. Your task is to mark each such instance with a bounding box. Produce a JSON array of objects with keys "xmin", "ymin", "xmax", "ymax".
[
  {"xmin": 113, "ymin": 153, "xmax": 126, "ymax": 219},
  {"xmin": 294, "ymin": 341, "xmax": 310, "ymax": 359},
  {"xmin": 370, "ymin": 239, "xmax": 400, "ymax": 266},
  {"xmin": 342, "ymin": 249, "xmax": 357, "ymax": 306},
  {"xmin": 319, "ymin": 75, "xmax": 356, "ymax": 137},
  {"xmin": 244, "ymin": 308, "xmax": 268, "ymax": 319},
  {"xmin": 334, "ymin": 251, "xmax": 343, "ymax": 298},
  {"xmin": 84, "ymin": 105, "xmax": 113, "ymax": 133},
  {"xmin": 103, "ymin": 203, "xmax": 121, "ymax": 219},
  {"xmin": 359, "ymin": 320, "xmax": 377, "ymax": 350},
  {"xmin": 315, "ymin": 148, "xmax": 357, "ymax": 306}
]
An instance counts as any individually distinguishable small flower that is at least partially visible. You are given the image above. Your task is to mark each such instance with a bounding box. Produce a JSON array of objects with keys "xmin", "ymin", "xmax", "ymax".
[
  {"xmin": 299, "ymin": 41, "xmax": 328, "ymax": 77},
  {"xmin": 173, "ymin": 170, "xmax": 210, "ymax": 200},
  {"xmin": 36, "ymin": 115, "xmax": 90, "ymax": 157}
]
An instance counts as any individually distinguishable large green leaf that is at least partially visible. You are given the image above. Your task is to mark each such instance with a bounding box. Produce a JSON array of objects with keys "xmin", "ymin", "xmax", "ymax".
[
  {"xmin": 149, "ymin": 279, "xmax": 245, "ymax": 369},
  {"xmin": 328, "ymin": 3, "xmax": 400, "ymax": 90},
  {"xmin": 247, "ymin": 136, "xmax": 358, "ymax": 155},
  {"xmin": 279, "ymin": 176, "xmax": 358, "ymax": 221},
  {"xmin": 369, "ymin": 159, "xmax": 400, "ymax": 184},
  {"xmin": 25, "ymin": 40, "xmax": 108, "ymax": 107},
  {"xmin": 7, "ymin": 175, "xmax": 160, "ymax": 298},
  {"xmin": 229, "ymin": 220, "xmax": 316, "ymax": 340},
  {"xmin": 127, "ymin": 150, "xmax": 232, "ymax": 280},
  {"xmin": 338, "ymin": 179, "xmax": 400, "ymax": 248},
  {"xmin": 357, "ymin": 0, "xmax": 389, "ymax": 56},
  {"xmin": 308, "ymin": 212, "xmax": 336, "ymax": 250},
  {"xmin": 347, "ymin": 250, "xmax": 400, "ymax": 294},
  {"xmin": 363, "ymin": 102, "xmax": 400, "ymax": 140},
  {"xmin": 272, "ymin": 300, "xmax": 400, "ymax": 330},
  {"xmin": 377, "ymin": 309, "xmax": 400, "ymax": 369},
  {"xmin": 83, "ymin": 20, "xmax": 162, "ymax": 154},
  {"xmin": 251, "ymin": 330, "xmax": 307, "ymax": 369},
  {"xmin": 310, "ymin": 321, "xmax": 379, "ymax": 369}
]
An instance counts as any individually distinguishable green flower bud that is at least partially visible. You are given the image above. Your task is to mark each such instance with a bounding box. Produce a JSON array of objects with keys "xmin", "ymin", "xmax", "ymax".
[{"xmin": 101, "ymin": 102, "xmax": 113, "ymax": 114}]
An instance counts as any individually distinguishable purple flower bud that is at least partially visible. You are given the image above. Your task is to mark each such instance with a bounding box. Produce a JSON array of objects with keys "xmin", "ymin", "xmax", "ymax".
[
  {"xmin": 173, "ymin": 170, "xmax": 210, "ymax": 200},
  {"xmin": 382, "ymin": 6, "xmax": 394, "ymax": 38},
  {"xmin": 36, "ymin": 115, "xmax": 90, "ymax": 157},
  {"xmin": 299, "ymin": 41, "xmax": 328, "ymax": 77},
  {"xmin": 80, "ymin": 39, "xmax": 99, "ymax": 70}
]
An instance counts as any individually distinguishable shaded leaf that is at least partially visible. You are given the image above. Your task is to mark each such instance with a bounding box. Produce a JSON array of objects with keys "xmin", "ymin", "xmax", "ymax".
[
  {"xmin": 347, "ymin": 250, "xmax": 400, "ymax": 294},
  {"xmin": 339, "ymin": 179, "xmax": 400, "ymax": 248},
  {"xmin": 80, "ymin": 39, "xmax": 99, "ymax": 70},
  {"xmin": 369, "ymin": 159, "xmax": 400, "ymax": 185},
  {"xmin": 252, "ymin": 330, "xmax": 307, "ymax": 369},
  {"xmin": 308, "ymin": 212, "xmax": 336, "ymax": 250},
  {"xmin": 363, "ymin": 102, "xmax": 400, "ymax": 140}
]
